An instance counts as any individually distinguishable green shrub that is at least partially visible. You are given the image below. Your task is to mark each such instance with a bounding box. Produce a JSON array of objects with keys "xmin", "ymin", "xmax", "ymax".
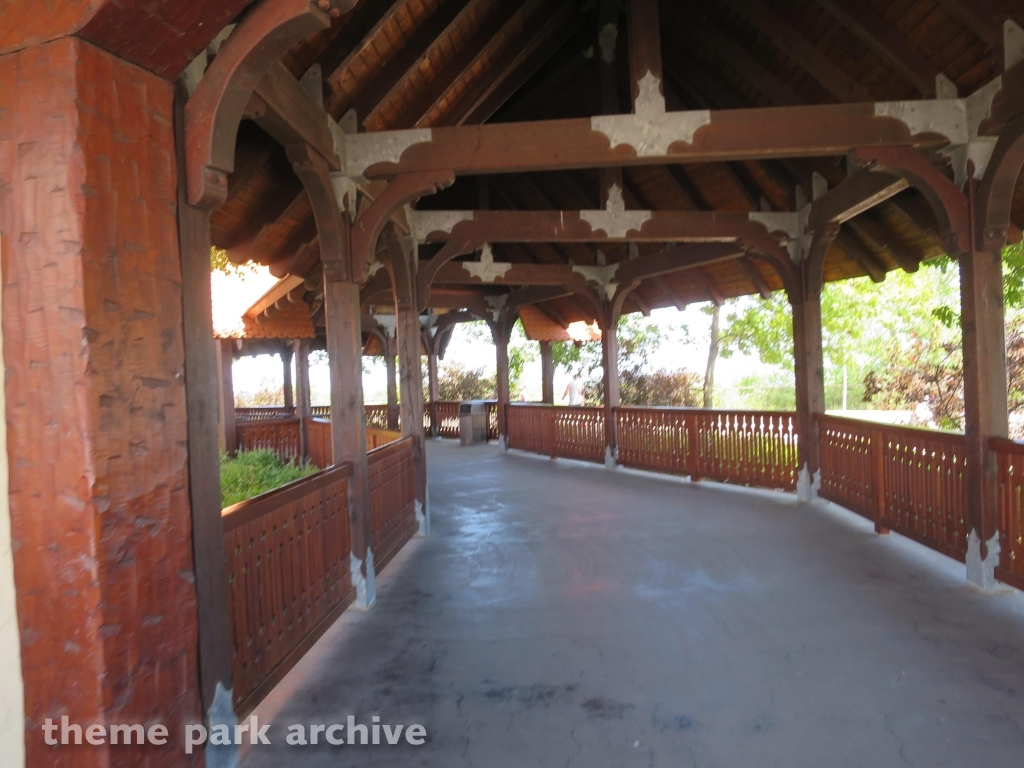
[{"xmin": 220, "ymin": 450, "xmax": 318, "ymax": 508}]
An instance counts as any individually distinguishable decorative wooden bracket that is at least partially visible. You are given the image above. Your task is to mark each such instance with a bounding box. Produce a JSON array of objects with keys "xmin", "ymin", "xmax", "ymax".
[
  {"xmin": 351, "ymin": 170, "xmax": 455, "ymax": 285},
  {"xmin": 287, "ymin": 143, "xmax": 350, "ymax": 281},
  {"xmin": 802, "ymin": 224, "xmax": 842, "ymax": 299},
  {"xmin": 740, "ymin": 238, "xmax": 799, "ymax": 299},
  {"xmin": 976, "ymin": 113, "xmax": 1024, "ymax": 252},
  {"xmin": 184, "ymin": 0, "xmax": 356, "ymax": 210},
  {"xmin": 417, "ymin": 237, "xmax": 479, "ymax": 312},
  {"xmin": 852, "ymin": 146, "xmax": 970, "ymax": 255}
]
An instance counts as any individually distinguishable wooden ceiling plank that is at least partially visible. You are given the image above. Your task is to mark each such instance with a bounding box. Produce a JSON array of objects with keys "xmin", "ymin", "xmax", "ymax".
[
  {"xmin": 738, "ymin": 256, "xmax": 774, "ymax": 298},
  {"xmin": 665, "ymin": 166, "xmax": 711, "ymax": 211},
  {"xmin": 316, "ymin": 0, "xmax": 408, "ymax": 81},
  {"xmin": 454, "ymin": 0, "xmax": 584, "ymax": 126},
  {"xmin": 352, "ymin": 0, "xmax": 475, "ymax": 129},
  {"xmin": 682, "ymin": 15, "xmax": 803, "ymax": 107},
  {"xmin": 224, "ymin": 173, "xmax": 306, "ymax": 255},
  {"xmin": 654, "ymin": 276, "xmax": 687, "ymax": 311},
  {"xmin": 406, "ymin": 0, "xmax": 545, "ymax": 129},
  {"xmin": 932, "ymin": 0, "xmax": 1004, "ymax": 48},
  {"xmin": 812, "ymin": 0, "xmax": 942, "ymax": 96},
  {"xmin": 835, "ymin": 230, "xmax": 887, "ymax": 282},
  {"xmin": 846, "ymin": 215, "xmax": 920, "ymax": 273},
  {"xmin": 718, "ymin": 0, "xmax": 874, "ymax": 102}
]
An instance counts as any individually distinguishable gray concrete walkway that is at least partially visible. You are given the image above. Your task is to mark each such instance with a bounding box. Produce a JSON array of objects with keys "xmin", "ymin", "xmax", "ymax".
[{"xmin": 243, "ymin": 441, "xmax": 1024, "ymax": 767}]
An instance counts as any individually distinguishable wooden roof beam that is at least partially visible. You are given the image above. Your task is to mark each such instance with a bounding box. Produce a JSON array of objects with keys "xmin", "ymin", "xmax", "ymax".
[
  {"xmin": 932, "ymin": 0, "xmax": 1004, "ymax": 49},
  {"xmin": 738, "ymin": 257, "xmax": 773, "ymax": 299},
  {"xmin": 352, "ymin": 0, "xmax": 476, "ymax": 130},
  {"xmin": 410, "ymin": 208, "xmax": 802, "ymax": 245},
  {"xmin": 835, "ymin": 230, "xmax": 887, "ymax": 283},
  {"xmin": 453, "ymin": 0, "xmax": 585, "ymax": 126},
  {"xmin": 628, "ymin": 0, "xmax": 665, "ymax": 113},
  {"xmin": 718, "ymin": 0, "xmax": 874, "ymax": 103},
  {"xmin": 846, "ymin": 216, "xmax": 920, "ymax": 273},
  {"xmin": 812, "ymin": 0, "xmax": 943, "ymax": 96},
  {"xmin": 316, "ymin": 0, "xmax": 407, "ymax": 84},
  {"xmin": 806, "ymin": 171, "xmax": 910, "ymax": 230},
  {"xmin": 343, "ymin": 101, "xmax": 962, "ymax": 181}
]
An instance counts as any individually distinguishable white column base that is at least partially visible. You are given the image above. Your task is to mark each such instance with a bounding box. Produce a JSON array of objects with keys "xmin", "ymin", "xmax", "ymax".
[
  {"xmin": 206, "ymin": 681, "xmax": 239, "ymax": 768},
  {"xmin": 966, "ymin": 529, "xmax": 1008, "ymax": 592},
  {"xmin": 796, "ymin": 464, "xmax": 820, "ymax": 502},
  {"xmin": 350, "ymin": 549, "xmax": 377, "ymax": 608},
  {"xmin": 605, "ymin": 446, "xmax": 617, "ymax": 469},
  {"xmin": 416, "ymin": 489, "xmax": 430, "ymax": 537}
]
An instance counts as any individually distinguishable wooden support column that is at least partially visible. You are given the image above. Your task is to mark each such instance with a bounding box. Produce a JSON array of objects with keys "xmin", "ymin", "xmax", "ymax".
[
  {"xmin": 598, "ymin": 2, "xmax": 623, "ymax": 206},
  {"xmin": 427, "ymin": 349, "xmax": 440, "ymax": 437},
  {"xmin": 219, "ymin": 338, "xmax": 238, "ymax": 455},
  {"xmin": 323, "ymin": 256, "xmax": 375, "ymax": 607},
  {"xmin": 0, "ymin": 37, "xmax": 207, "ymax": 764},
  {"xmin": 384, "ymin": 228, "xmax": 430, "ymax": 534},
  {"xmin": 601, "ymin": 309, "xmax": 621, "ymax": 468},
  {"xmin": 541, "ymin": 340, "xmax": 555, "ymax": 404},
  {"xmin": 959, "ymin": 241, "xmax": 1009, "ymax": 589},
  {"xmin": 174, "ymin": 81, "xmax": 234, "ymax": 751},
  {"xmin": 492, "ymin": 320, "xmax": 513, "ymax": 447},
  {"xmin": 281, "ymin": 342, "xmax": 294, "ymax": 411},
  {"xmin": 790, "ymin": 226, "xmax": 837, "ymax": 501},
  {"xmin": 294, "ymin": 338, "xmax": 311, "ymax": 461},
  {"xmin": 385, "ymin": 334, "xmax": 400, "ymax": 431}
]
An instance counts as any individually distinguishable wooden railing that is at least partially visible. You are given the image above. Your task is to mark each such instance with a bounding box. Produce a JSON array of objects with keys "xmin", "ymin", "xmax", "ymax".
[
  {"xmin": 311, "ymin": 405, "xmax": 330, "ymax": 419},
  {"xmin": 235, "ymin": 406, "xmax": 294, "ymax": 421},
  {"xmin": 236, "ymin": 418, "xmax": 301, "ymax": 462},
  {"xmin": 364, "ymin": 404, "xmax": 389, "ymax": 430},
  {"xmin": 367, "ymin": 437, "xmax": 418, "ymax": 573},
  {"xmin": 992, "ymin": 437, "xmax": 1024, "ymax": 591},
  {"xmin": 306, "ymin": 418, "xmax": 332, "ymax": 469},
  {"xmin": 222, "ymin": 463, "xmax": 355, "ymax": 716},
  {"xmin": 819, "ymin": 415, "xmax": 969, "ymax": 561},
  {"xmin": 615, "ymin": 408, "xmax": 798, "ymax": 490},
  {"xmin": 487, "ymin": 401, "xmax": 499, "ymax": 441},
  {"xmin": 431, "ymin": 401, "xmax": 461, "ymax": 439},
  {"xmin": 506, "ymin": 405, "xmax": 606, "ymax": 463}
]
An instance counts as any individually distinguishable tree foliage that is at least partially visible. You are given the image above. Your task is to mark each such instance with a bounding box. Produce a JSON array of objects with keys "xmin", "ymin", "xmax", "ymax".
[{"xmin": 436, "ymin": 362, "xmax": 495, "ymax": 401}]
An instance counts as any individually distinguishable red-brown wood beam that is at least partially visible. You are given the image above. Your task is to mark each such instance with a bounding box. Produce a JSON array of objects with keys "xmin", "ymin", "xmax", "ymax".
[
  {"xmin": 316, "ymin": 0, "xmax": 407, "ymax": 84},
  {"xmin": 806, "ymin": 171, "xmax": 910, "ymax": 230},
  {"xmin": 718, "ymin": 0, "xmax": 873, "ymax": 103},
  {"xmin": 343, "ymin": 102, "xmax": 960, "ymax": 180},
  {"xmin": 932, "ymin": 0, "xmax": 1004, "ymax": 49},
  {"xmin": 627, "ymin": 0, "xmax": 665, "ymax": 113},
  {"xmin": 411, "ymin": 209, "xmax": 795, "ymax": 244},
  {"xmin": 835, "ymin": 230, "xmax": 887, "ymax": 283},
  {"xmin": 812, "ymin": 0, "xmax": 943, "ymax": 96}
]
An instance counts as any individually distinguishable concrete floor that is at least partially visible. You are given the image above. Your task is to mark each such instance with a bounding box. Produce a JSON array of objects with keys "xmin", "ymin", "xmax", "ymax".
[{"xmin": 243, "ymin": 441, "xmax": 1024, "ymax": 767}]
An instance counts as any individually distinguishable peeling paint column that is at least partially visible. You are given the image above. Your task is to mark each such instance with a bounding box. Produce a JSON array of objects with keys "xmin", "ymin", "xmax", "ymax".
[
  {"xmin": 602, "ymin": 314, "xmax": 620, "ymax": 468},
  {"xmin": 959, "ymin": 244, "xmax": 1008, "ymax": 590},
  {"xmin": 397, "ymin": 305, "xmax": 428, "ymax": 534},
  {"xmin": 427, "ymin": 349, "xmax": 440, "ymax": 437},
  {"xmin": 323, "ymin": 254, "xmax": 375, "ymax": 608},
  {"xmin": 790, "ymin": 276, "xmax": 826, "ymax": 503},
  {"xmin": 385, "ymin": 332, "xmax": 400, "ymax": 432},
  {"xmin": 295, "ymin": 339, "xmax": 312, "ymax": 461},
  {"xmin": 493, "ymin": 321, "xmax": 513, "ymax": 448}
]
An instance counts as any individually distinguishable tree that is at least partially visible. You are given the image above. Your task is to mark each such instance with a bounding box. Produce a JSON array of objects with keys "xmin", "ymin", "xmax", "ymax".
[
  {"xmin": 211, "ymin": 246, "xmax": 259, "ymax": 277},
  {"xmin": 436, "ymin": 362, "xmax": 495, "ymax": 401}
]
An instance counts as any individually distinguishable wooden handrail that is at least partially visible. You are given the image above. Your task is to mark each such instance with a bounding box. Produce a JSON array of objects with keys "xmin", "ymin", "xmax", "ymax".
[
  {"xmin": 990, "ymin": 436, "xmax": 1024, "ymax": 454},
  {"xmin": 222, "ymin": 462, "xmax": 352, "ymax": 531}
]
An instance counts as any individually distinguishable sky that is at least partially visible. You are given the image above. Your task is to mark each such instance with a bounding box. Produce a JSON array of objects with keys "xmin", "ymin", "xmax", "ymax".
[{"xmin": 212, "ymin": 265, "xmax": 777, "ymax": 407}]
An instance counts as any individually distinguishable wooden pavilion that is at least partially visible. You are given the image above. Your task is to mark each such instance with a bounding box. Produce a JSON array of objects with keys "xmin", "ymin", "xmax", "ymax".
[{"xmin": 3, "ymin": 0, "xmax": 1024, "ymax": 765}]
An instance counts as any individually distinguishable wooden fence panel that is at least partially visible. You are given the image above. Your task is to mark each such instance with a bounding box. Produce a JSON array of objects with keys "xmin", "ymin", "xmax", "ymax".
[
  {"xmin": 310, "ymin": 405, "xmax": 330, "ymax": 419},
  {"xmin": 880, "ymin": 425, "xmax": 968, "ymax": 561},
  {"xmin": 692, "ymin": 410, "xmax": 798, "ymax": 491},
  {"xmin": 364, "ymin": 405, "xmax": 389, "ymax": 430},
  {"xmin": 553, "ymin": 407, "xmax": 606, "ymax": 463},
  {"xmin": 506, "ymin": 405, "xmax": 554, "ymax": 456},
  {"xmin": 818, "ymin": 416, "xmax": 877, "ymax": 521},
  {"xmin": 616, "ymin": 408, "xmax": 689, "ymax": 476},
  {"xmin": 222, "ymin": 464, "xmax": 355, "ymax": 715},
  {"xmin": 368, "ymin": 437, "xmax": 418, "ymax": 573},
  {"xmin": 305, "ymin": 418, "xmax": 332, "ymax": 468},
  {"xmin": 992, "ymin": 437, "xmax": 1024, "ymax": 590},
  {"xmin": 235, "ymin": 406, "xmax": 295, "ymax": 421},
  {"xmin": 236, "ymin": 418, "xmax": 301, "ymax": 462},
  {"xmin": 433, "ymin": 401, "xmax": 461, "ymax": 439}
]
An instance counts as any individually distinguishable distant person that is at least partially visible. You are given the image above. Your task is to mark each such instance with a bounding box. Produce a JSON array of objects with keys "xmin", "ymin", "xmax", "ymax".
[
  {"xmin": 910, "ymin": 396, "xmax": 934, "ymax": 428},
  {"xmin": 518, "ymin": 392, "xmax": 527, "ymax": 402},
  {"xmin": 563, "ymin": 374, "xmax": 584, "ymax": 406}
]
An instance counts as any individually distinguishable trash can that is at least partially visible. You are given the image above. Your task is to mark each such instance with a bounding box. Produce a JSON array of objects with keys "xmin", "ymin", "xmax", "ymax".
[{"xmin": 459, "ymin": 400, "xmax": 488, "ymax": 445}]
